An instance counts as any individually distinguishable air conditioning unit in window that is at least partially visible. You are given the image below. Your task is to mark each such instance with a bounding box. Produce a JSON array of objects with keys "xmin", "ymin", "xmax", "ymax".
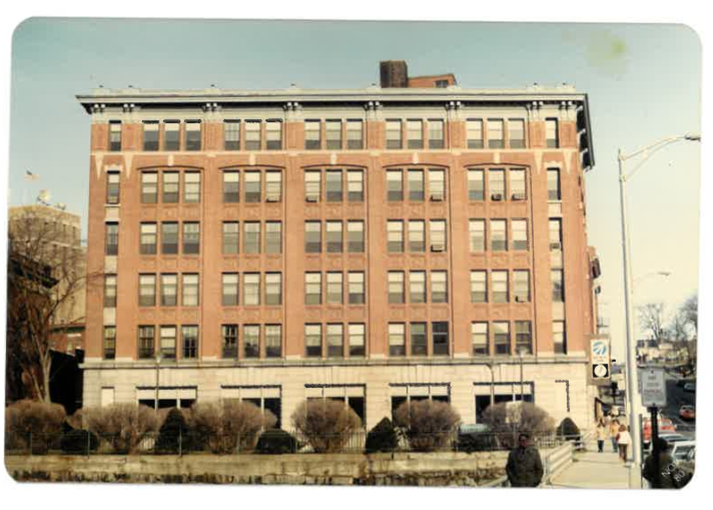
[
  {"xmin": 306, "ymin": 195, "xmax": 319, "ymax": 203},
  {"xmin": 266, "ymin": 195, "xmax": 280, "ymax": 203},
  {"xmin": 431, "ymin": 244, "xmax": 445, "ymax": 253},
  {"xmin": 430, "ymin": 193, "xmax": 444, "ymax": 202},
  {"xmin": 512, "ymin": 193, "xmax": 526, "ymax": 201},
  {"xmin": 550, "ymin": 242, "xmax": 562, "ymax": 250},
  {"xmin": 515, "ymin": 296, "xmax": 528, "ymax": 303},
  {"xmin": 491, "ymin": 193, "xmax": 503, "ymax": 201}
]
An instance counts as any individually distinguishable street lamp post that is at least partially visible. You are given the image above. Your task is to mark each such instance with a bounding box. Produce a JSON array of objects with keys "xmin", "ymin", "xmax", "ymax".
[
  {"xmin": 154, "ymin": 351, "xmax": 163, "ymax": 415},
  {"xmin": 618, "ymin": 133, "xmax": 700, "ymax": 488}
]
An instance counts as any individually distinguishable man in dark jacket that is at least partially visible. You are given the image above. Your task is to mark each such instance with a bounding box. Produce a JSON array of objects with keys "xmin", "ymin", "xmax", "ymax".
[{"xmin": 506, "ymin": 433, "xmax": 544, "ymax": 487}]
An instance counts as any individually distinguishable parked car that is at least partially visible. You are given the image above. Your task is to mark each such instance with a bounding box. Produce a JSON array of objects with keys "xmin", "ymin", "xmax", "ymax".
[
  {"xmin": 679, "ymin": 405, "xmax": 695, "ymax": 421},
  {"xmin": 670, "ymin": 441, "xmax": 695, "ymax": 463},
  {"xmin": 643, "ymin": 417, "xmax": 676, "ymax": 446},
  {"xmin": 683, "ymin": 383, "xmax": 696, "ymax": 393},
  {"xmin": 643, "ymin": 432, "xmax": 687, "ymax": 451}
]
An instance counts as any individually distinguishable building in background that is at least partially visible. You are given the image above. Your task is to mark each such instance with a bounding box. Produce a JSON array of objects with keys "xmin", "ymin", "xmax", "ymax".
[{"xmin": 76, "ymin": 61, "xmax": 601, "ymax": 428}]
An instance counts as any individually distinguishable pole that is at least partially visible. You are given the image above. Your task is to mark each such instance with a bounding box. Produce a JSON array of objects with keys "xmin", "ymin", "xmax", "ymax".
[
  {"xmin": 520, "ymin": 354, "xmax": 525, "ymax": 401},
  {"xmin": 650, "ymin": 406, "xmax": 661, "ymax": 489},
  {"xmin": 619, "ymin": 150, "xmax": 642, "ymax": 487},
  {"xmin": 155, "ymin": 357, "xmax": 160, "ymax": 416}
]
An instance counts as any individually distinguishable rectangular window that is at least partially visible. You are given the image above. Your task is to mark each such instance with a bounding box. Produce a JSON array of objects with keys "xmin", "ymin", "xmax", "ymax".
[
  {"xmin": 469, "ymin": 219, "xmax": 485, "ymax": 252},
  {"xmin": 106, "ymin": 172, "xmax": 120, "ymax": 204},
  {"xmin": 140, "ymin": 223, "xmax": 157, "ymax": 255},
  {"xmin": 510, "ymin": 169, "xmax": 526, "ymax": 200},
  {"xmin": 223, "ymin": 171, "xmax": 240, "ymax": 203},
  {"xmin": 265, "ymin": 325, "xmax": 282, "ymax": 358},
  {"xmin": 470, "ymin": 271, "xmax": 487, "ymax": 303},
  {"xmin": 265, "ymin": 273, "xmax": 282, "ymax": 305},
  {"xmin": 244, "ymin": 121, "xmax": 261, "ymax": 150},
  {"xmin": 164, "ymin": 122, "xmax": 180, "ymax": 151},
  {"xmin": 305, "ymin": 120, "xmax": 321, "ymax": 150},
  {"xmin": 141, "ymin": 172, "xmax": 158, "ymax": 203},
  {"xmin": 183, "ymin": 222, "xmax": 200, "ymax": 254},
  {"xmin": 224, "ymin": 120, "xmax": 240, "ymax": 150},
  {"xmin": 143, "ymin": 122, "xmax": 159, "ymax": 151},
  {"xmin": 386, "ymin": 169, "xmax": 404, "ymax": 201},
  {"xmin": 408, "ymin": 220, "xmax": 425, "ymax": 252},
  {"xmin": 139, "ymin": 274, "xmax": 156, "ymax": 307},
  {"xmin": 103, "ymin": 326, "xmax": 116, "ymax": 359},
  {"xmin": 492, "ymin": 270, "xmax": 509, "ymax": 303},
  {"xmin": 265, "ymin": 221, "xmax": 282, "ymax": 254},
  {"xmin": 104, "ymin": 275, "xmax": 117, "ymax": 307},
  {"xmin": 305, "ymin": 272, "xmax": 322, "ymax": 305},
  {"xmin": 472, "ymin": 323, "xmax": 489, "ymax": 356},
  {"xmin": 348, "ymin": 271, "xmax": 365, "ymax": 304},
  {"xmin": 410, "ymin": 322, "xmax": 428, "ymax": 356},
  {"xmin": 105, "ymin": 223, "xmax": 119, "ymax": 255},
  {"xmin": 346, "ymin": 120, "xmax": 363, "ymax": 150},
  {"xmin": 428, "ymin": 119, "xmax": 445, "ymax": 149},
  {"xmin": 265, "ymin": 171, "xmax": 282, "ymax": 202},
  {"xmin": 388, "ymin": 271, "xmax": 405, "ymax": 304},
  {"xmin": 243, "ymin": 222, "xmax": 261, "ymax": 254},
  {"xmin": 348, "ymin": 324, "xmax": 365, "ymax": 357},
  {"xmin": 182, "ymin": 325, "xmax": 199, "ymax": 359},
  {"xmin": 515, "ymin": 321, "xmax": 533, "ymax": 355},
  {"xmin": 326, "ymin": 221, "xmax": 343, "ymax": 253},
  {"xmin": 467, "ymin": 119, "xmax": 484, "ymax": 149},
  {"xmin": 138, "ymin": 326, "xmax": 155, "ymax": 359},
  {"xmin": 185, "ymin": 122, "xmax": 201, "ymax": 151},
  {"xmin": 222, "ymin": 222, "xmax": 239, "ymax": 254},
  {"xmin": 305, "ymin": 324, "xmax": 322, "ymax": 358},
  {"xmin": 407, "ymin": 120, "xmax": 423, "ymax": 149},
  {"xmin": 491, "ymin": 220, "xmax": 507, "ymax": 251},
  {"xmin": 546, "ymin": 118, "xmax": 559, "ymax": 148},
  {"xmin": 468, "ymin": 169, "xmax": 484, "ymax": 201},
  {"xmin": 508, "ymin": 119, "xmax": 526, "ymax": 149},
  {"xmin": 553, "ymin": 321, "xmax": 566, "ymax": 354},
  {"xmin": 160, "ymin": 326, "xmax": 177, "ymax": 359},
  {"xmin": 389, "ymin": 323, "xmax": 406, "ymax": 357},
  {"xmin": 493, "ymin": 322, "xmax": 510, "ymax": 355},
  {"xmin": 429, "ymin": 220, "xmax": 446, "ymax": 252},
  {"xmin": 326, "ymin": 120, "xmax": 342, "ymax": 150},
  {"xmin": 429, "ymin": 169, "xmax": 446, "ymax": 201},
  {"xmin": 387, "ymin": 220, "xmax": 404, "ymax": 253},
  {"xmin": 244, "ymin": 171, "xmax": 261, "ymax": 203},
  {"xmin": 109, "ymin": 122, "xmax": 122, "ymax": 151},
  {"xmin": 431, "ymin": 271, "xmax": 448, "ymax": 303},
  {"xmin": 514, "ymin": 270, "xmax": 531, "ymax": 303},
  {"xmin": 347, "ymin": 221, "xmax": 364, "ymax": 253},
  {"xmin": 184, "ymin": 172, "xmax": 201, "ymax": 203},
  {"xmin": 182, "ymin": 274, "xmax": 199, "ymax": 306},
  {"xmin": 163, "ymin": 172, "xmax": 179, "ymax": 203},
  {"xmin": 552, "ymin": 270, "xmax": 565, "ymax": 302},
  {"xmin": 549, "ymin": 219, "xmax": 563, "ymax": 252},
  {"xmin": 386, "ymin": 120, "xmax": 402, "ymax": 149},
  {"xmin": 408, "ymin": 169, "xmax": 424, "ymax": 201},
  {"xmin": 222, "ymin": 273, "xmax": 239, "ymax": 306},
  {"xmin": 305, "ymin": 171, "xmax": 321, "ymax": 202},
  {"xmin": 243, "ymin": 273, "xmax": 261, "ymax": 306},
  {"xmin": 409, "ymin": 271, "xmax": 426, "ymax": 304},
  {"xmin": 327, "ymin": 324, "xmax": 344, "ymax": 358},
  {"xmin": 305, "ymin": 221, "xmax": 321, "ymax": 253},
  {"xmin": 512, "ymin": 219, "xmax": 528, "ymax": 251},
  {"xmin": 547, "ymin": 168, "xmax": 561, "ymax": 200},
  {"xmin": 222, "ymin": 325, "xmax": 238, "ymax": 358},
  {"xmin": 488, "ymin": 119, "xmax": 504, "ymax": 149},
  {"xmin": 489, "ymin": 169, "xmax": 505, "ymax": 200},
  {"xmin": 244, "ymin": 325, "xmax": 260, "ymax": 358},
  {"xmin": 432, "ymin": 322, "xmax": 449, "ymax": 356},
  {"xmin": 326, "ymin": 272, "xmax": 343, "ymax": 305},
  {"xmin": 160, "ymin": 274, "xmax": 178, "ymax": 306},
  {"xmin": 347, "ymin": 170, "xmax": 364, "ymax": 202},
  {"xmin": 265, "ymin": 120, "xmax": 282, "ymax": 150},
  {"xmin": 325, "ymin": 170, "xmax": 343, "ymax": 202}
]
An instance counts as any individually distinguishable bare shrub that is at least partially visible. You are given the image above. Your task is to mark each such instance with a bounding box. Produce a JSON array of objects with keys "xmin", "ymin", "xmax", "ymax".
[
  {"xmin": 81, "ymin": 403, "xmax": 159, "ymax": 454},
  {"xmin": 393, "ymin": 400, "xmax": 460, "ymax": 452},
  {"xmin": 188, "ymin": 401, "xmax": 276, "ymax": 454},
  {"xmin": 291, "ymin": 399, "xmax": 362, "ymax": 453},
  {"xmin": 4, "ymin": 399, "xmax": 66, "ymax": 452}
]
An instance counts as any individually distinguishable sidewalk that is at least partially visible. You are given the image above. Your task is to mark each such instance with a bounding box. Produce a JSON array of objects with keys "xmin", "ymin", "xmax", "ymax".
[{"xmin": 547, "ymin": 438, "xmax": 634, "ymax": 489}]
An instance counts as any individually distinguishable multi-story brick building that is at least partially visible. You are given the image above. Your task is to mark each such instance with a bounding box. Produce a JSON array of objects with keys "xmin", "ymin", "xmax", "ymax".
[{"xmin": 77, "ymin": 63, "xmax": 600, "ymax": 429}]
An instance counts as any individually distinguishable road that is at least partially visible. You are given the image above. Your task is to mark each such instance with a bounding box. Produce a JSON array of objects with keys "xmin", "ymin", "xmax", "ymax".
[{"xmin": 662, "ymin": 371, "xmax": 696, "ymax": 439}]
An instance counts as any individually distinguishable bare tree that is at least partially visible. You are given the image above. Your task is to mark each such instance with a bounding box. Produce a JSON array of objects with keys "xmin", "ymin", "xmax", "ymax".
[
  {"xmin": 680, "ymin": 294, "xmax": 698, "ymax": 337},
  {"xmin": 6, "ymin": 206, "xmax": 92, "ymax": 403},
  {"xmin": 637, "ymin": 302, "xmax": 668, "ymax": 343}
]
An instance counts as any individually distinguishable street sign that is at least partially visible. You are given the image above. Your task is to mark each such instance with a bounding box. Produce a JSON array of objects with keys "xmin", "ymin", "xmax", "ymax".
[
  {"xmin": 590, "ymin": 337, "xmax": 611, "ymax": 384},
  {"xmin": 641, "ymin": 367, "xmax": 667, "ymax": 408}
]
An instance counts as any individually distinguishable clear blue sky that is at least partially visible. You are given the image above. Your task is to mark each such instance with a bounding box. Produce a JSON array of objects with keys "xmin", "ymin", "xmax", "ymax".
[{"xmin": 8, "ymin": 18, "xmax": 702, "ymax": 359}]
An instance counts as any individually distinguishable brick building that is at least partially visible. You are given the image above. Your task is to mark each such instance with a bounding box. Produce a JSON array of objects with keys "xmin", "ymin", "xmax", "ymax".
[{"xmin": 76, "ymin": 65, "xmax": 601, "ymax": 428}]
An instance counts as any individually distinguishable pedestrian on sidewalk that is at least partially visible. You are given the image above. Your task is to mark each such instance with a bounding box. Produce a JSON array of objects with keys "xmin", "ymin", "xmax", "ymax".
[
  {"xmin": 506, "ymin": 433, "xmax": 544, "ymax": 487},
  {"xmin": 596, "ymin": 420, "xmax": 608, "ymax": 453},
  {"xmin": 609, "ymin": 418, "xmax": 620, "ymax": 453},
  {"xmin": 616, "ymin": 424, "xmax": 631, "ymax": 463}
]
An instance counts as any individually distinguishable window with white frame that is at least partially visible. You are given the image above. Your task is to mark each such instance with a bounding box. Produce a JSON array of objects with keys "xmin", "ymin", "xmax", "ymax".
[
  {"xmin": 472, "ymin": 322, "xmax": 489, "ymax": 356},
  {"xmin": 408, "ymin": 220, "xmax": 425, "ymax": 252},
  {"xmin": 305, "ymin": 273, "xmax": 322, "ymax": 305},
  {"xmin": 305, "ymin": 171, "xmax": 321, "ymax": 202},
  {"xmin": 510, "ymin": 168, "xmax": 526, "ymax": 200},
  {"xmin": 326, "ymin": 221, "xmax": 343, "ymax": 253},
  {"xmin": 388, "ymin": 323, "xmax": 406, "ymax": 357},
  {"xmin": 493, "ymin": 321, "xmax": 510, "ymax": 355},
  {"xmin": 305, "ymin": 221, "xmax": 321, "ymax": 253},
  {"xmin": 245, "ymin": 121, "xmax": 261, "ymax": 150},
  {"xmin": 326, "ymin": 120, "xmax": 342, "ymax": 150},
  {"xmin": 265, "ymin": 120, "xmax": 282, "ymax": 150},
  {"xmin": 160, "ymin": 326, "xmax": 177, "ymax": 359},
  {"xmin": 347, "ymin": 221, "xmax": 365, "ymax": 253},
  {"xmin": 104, "ymin": 274, "xmax": 117, "ymax": 307},
  {"xmin": 327, "ymin": 323, "xmax": 344, "ymax": 358},
  {"xmin": 224, "ymin": 120, "xmax": 240, "ymax": 150},
  {"xmin": 161, "ymin": 274, "xmax": 178, "ymax": 306},
  {"xmin": 305, "ymin": 120, "xmax": 321, "ymax": 150},
  {"xmin": 244, "ymin": 324, "xmax": 260, "ymax": 358},
  {"xmin": 222, "ymin": 273, "xmax": 239, "ymax": 306},
  {"xmin": 184, "ymin": 172, "xmax": 201, "ymax": 203},
  {"xmin": 386, "ymin": 169, "xmax": 403, "ymax": 201},
  {"xmin": 109, "ymin": 121, "xmax": 122, "ymax": 151},
  {"xmin": 553, "ymin": 321, "xmax": 566, "ymax": 354},
  {"xmin": 140, "ymin": 223, "xmax": 157, "ymax": 255},
  {"xmin": 547, "ymin": 168, "xmax": 561, "ymax": 200},
  {"xmin": 388, "ymin": 271, "xmax": 405, "ymax": 304},
  {"xmin": 346, "ymin": 120, "xmax": 363, "ymax": 150},
  {"xmin": 347, "ymin": 170, "xmax": 364, "ymax": 201},
  {"xmin": 164, "ymin": 122, "xmax": 180, "ymax": 151},
  {"xmin": 182, "ymin": 222, "xmax": 200, "ymax": 255},
  {"xmin": 139, "ymin": 274, "xmax": 156, "ymax": 307},
  {"xmin": 244, "ymin": 171, "xmax": 261, "ymax": 202},
  {"xmin": 305, "ymin": 324, "xmax": 322, "ymax": 357},
  {"xmin": 223, "ymin": 171, "xmax": 240, "ymax": 203},
  {"xmin": 141, "ymin": 172, "xmax": 158, "ymax": 203},
  {"xmin": 513, "ymin": 270, "xmax": 530, "ymax": 303},
  {"xmin": 546, "ymin": 118, "xmax": 559, "ymax": 148},
  {"xmin": 265, "ymin": 221, "xmax": 282, "ymax": 254},
  {"xmin": 549, "ymin": 218, "xmax": 563, "ymax": 251},
  {"xmin": 265, "ymin": 171, "xmax": 282, "ymax": 202},
  {"xmin": 431, "ymin": 271, "xmax": 448, "ymax": 303},
  {"xmin": 185, "ymin": 122, "xmax": 201, "ymax": 151},
  {"xmin": 222, "ymin": 222, "xmax": 239, "ymax": 254},
  {"xmin": 469, "ymin": 219, "xmax": 485, "ymax": 252},
  {"xmin": 490, "ymin": 219, "xmax": 507, "ymax": 251},
  {"xmin": 429, "ymin": 220, "xmax": 446, "ymax": 252},
  {"xmin": 515, "ymin": 321, "xmax": 533, "ymax": 354},
  {"xmin": 386, "ymin": 120, "xmax": 402, "ymax": 149},
  {"xmin": 408, "ymin": 169, "xmax": 424, "ymax": 201},
  {"xmin": 492, "ymin": 270, "xmax": 509, "ymax": 303},
  {"xmin": 265, "ymin": 273, "xmax": 282, "ymax": 305},
  {"xmin": 387, "ymin": 220, "xmax": 404, "ymax": 253},
  {"xmin": 348, "ymin": 324, "xmax": 365, "ymax": 357},
  {"xmin": 407, "ymin": 120, "xmax": 423, "ymax": 149},
  {"xmin": 243, "ymin": 273, "xmax": 261, "ymax": 306},
  {"xmin": 428, "ymin": 119, "xmax": 445, "ymax": 149},
  {"xmin": 467, "ymin": 119, "xmax": 484, "ymax": 149},
  {"xmin": 409, "ymin": 271, "xmax": 426, "ymax": 304},
  {"xmin": 106, "ymin": 172, "xmax": 120, "ymax": 204},
  {"xmin": 489, "ymin": 169, "xmax": 505, "ymax": 200},
  {"xmin": 487, "ymin": 119, "xmax": 504, "ymax": 149},
  {"xmin": 470, "ymin": 271, "xmax": 487, "ymax": 303},
  {"xmin": 348, "ymin": 271, "xmax": 365, "ymax": 304},
  {"xmin": 512, "ymin": 219, "xmax": 528, "ymax": 251},
  {"xmin": 326, "ymin": 170, "xmax": 343, "ymax": 202},
  {"xmin": 468, "ymin": 169, "xmax": 484, "ymax": 201},
  {"xmin": 428, "ymin": 169, "xmax": 445, "ymax": 200},
  {"xmin": 143, "ymin": 122, "xmax": 159, "ymax": 151},
  {"xmin": 182, "ymin": 274, "xmax": 199, "ymax": 306},
  {"xmin": 326, "ymin": 272, "xmax": 343, "ymax": 305},
  {"xmin": 552, "ymin": 270, "xmax": 565, "ymax": 302},
  {"xmin": 163, "ymin": 172, "xmax": 179, "ymax": 203},
  {"xmin": 266, "ymin": 325, "xmax": 282, "ymax": 358},
  {"xmin": 508, "ymin": 119, "xmax": 526, "ymax": 148}
]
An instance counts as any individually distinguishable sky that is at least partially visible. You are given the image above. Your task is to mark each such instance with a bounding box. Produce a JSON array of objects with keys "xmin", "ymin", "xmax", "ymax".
[{"xmin": 7, "ymin": 18, "xmax": 702, "ymax": 361}]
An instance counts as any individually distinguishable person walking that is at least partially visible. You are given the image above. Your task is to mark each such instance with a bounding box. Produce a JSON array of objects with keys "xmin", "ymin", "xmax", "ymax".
[
  {"xmin": 506, "ymin": 433, "xmax": 544, "ymax": 487},
  {"xmin": 609, "ymin": 418, "xmax": 620, "ymax": 453},
  {"xmin": 616, "ymin": 424, "xmax": 631, "ymax": 463},
  {"xmin": 596, "ymin": 420, "xmax": 608, "ymax": 453}
]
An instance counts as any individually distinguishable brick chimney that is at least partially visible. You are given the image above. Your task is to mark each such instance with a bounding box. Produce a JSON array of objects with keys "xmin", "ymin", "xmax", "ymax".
[{"xmin": 380, "ymin": 60, "xmax": 409, "ymax": 88}]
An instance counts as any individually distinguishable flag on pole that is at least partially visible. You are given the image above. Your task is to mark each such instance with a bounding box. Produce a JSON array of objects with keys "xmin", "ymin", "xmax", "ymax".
[{"xmin": 25, "ymin": 170, "xmax": 39, "ymax": 181}]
